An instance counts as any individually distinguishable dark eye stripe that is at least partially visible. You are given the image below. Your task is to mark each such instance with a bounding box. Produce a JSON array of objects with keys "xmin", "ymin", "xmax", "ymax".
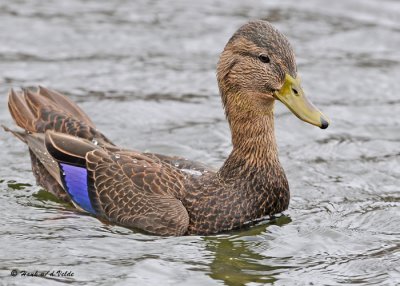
[{"xmin": 236, "ymin": 52, "xmax": 272, "ymax": 64}]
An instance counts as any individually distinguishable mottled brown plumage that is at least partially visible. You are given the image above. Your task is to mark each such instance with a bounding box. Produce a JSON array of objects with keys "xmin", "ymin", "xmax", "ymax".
[{"xmin": 5, "ymin": 20, "xmax": 308, "ymax": 235}]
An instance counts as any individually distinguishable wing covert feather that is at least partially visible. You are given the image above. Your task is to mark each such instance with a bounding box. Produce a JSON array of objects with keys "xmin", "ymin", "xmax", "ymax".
[{"xmin": 86, "ymin": 149, "xmax": 189, "ymax": 236}]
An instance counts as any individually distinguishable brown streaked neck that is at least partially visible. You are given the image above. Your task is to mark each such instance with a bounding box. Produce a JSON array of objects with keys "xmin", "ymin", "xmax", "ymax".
[{"xmin": 218, "ymin": 91, "xmax": 280, "ymax": 179}]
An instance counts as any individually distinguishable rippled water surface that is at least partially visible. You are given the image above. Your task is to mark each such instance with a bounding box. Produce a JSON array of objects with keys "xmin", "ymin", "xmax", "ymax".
[{"xmin": 0, "ymin": 0, "xmax": 399, "ymax": 285}]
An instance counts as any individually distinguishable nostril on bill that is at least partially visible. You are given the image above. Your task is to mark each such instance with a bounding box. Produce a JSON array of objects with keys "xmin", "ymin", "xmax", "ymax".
[{"xmin": 292, "ymin": 87, "xmax": 299, "ymax": 96}]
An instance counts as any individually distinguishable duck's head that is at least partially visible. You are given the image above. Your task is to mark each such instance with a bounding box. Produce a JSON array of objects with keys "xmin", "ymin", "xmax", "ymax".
[{"xmin": 217, "ymin": 20, "xmax": 329, "ymax": 129}]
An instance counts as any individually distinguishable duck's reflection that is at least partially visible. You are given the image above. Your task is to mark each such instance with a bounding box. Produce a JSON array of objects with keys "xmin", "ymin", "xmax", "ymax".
[{"xmin": 204, "ymin": 216, "xmax": 292, "ymax": 286}]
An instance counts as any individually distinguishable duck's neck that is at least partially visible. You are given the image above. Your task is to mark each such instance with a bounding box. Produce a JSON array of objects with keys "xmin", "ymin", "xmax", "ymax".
[{"xmin": 218, "ymin": 93, "xmax": 281, "ymax": 179}]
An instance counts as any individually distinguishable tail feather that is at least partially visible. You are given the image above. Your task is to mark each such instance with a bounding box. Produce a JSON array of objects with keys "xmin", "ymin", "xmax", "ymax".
[
  {"xmin": 9, "ymin": 86, "xmax": 96, "ymax": 131},
  {"xmin": 2, "ymin": 125, "xmax": 27, "ymax": 143},
  {"xmin": 38, "ymin": 86, "xmax": 95, "ymax": 128},
  {"xmin": 5, "ymin": 86, "xmax": 112, "ymax": 204},
  {"xmin": 7, "ymin": 87, "xmax": 113, "ymax": 145},
  {"xmin": 3, "ymin": 126, "xmax": 63, "ymax": 186},
  {"xmin": 24, "ymin": 88, "xmax": 49, "ymax": 115},
  {"xmin": 8, "ymin": 89, "xmax": 36, "ymax": 132}
]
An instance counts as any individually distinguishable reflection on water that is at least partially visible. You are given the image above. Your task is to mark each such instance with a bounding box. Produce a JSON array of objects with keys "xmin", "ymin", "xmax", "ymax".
[
  {"xmin": 206, "ymin": 216, "xmax": 292, "ymax": 286},
  {"xmin": 0, "ymin": 0, "xmax": 399, "ymax": 285}
]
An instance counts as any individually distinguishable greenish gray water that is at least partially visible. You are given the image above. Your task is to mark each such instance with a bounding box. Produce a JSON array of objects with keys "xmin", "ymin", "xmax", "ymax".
[{"xmin": 0, "ymin": 0, "xmax": 399, "ymax": 285}]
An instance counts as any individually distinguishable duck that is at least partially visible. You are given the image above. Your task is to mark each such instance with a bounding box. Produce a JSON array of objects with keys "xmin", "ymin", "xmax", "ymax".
[{"xmin": 4, "ymin": 20, "xmax": 329, "ymax": 236}]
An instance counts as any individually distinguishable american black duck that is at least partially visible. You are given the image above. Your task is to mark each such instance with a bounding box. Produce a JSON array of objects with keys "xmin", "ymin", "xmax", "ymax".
[{"xmin": 5, "ymin": 20, "xmax": 329, "ymax": 236}]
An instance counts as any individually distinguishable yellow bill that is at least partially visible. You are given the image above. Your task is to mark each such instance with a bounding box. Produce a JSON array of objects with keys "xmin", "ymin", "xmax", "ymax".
[{"xmin": 274, "ymin": 74, "xmax": 330, "ymax": 129}]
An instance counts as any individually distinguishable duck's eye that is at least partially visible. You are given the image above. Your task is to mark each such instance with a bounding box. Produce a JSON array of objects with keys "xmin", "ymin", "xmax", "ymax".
[{"xmin": 258, "ymin": 54, "xmax": 270, "ymax": 64}]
